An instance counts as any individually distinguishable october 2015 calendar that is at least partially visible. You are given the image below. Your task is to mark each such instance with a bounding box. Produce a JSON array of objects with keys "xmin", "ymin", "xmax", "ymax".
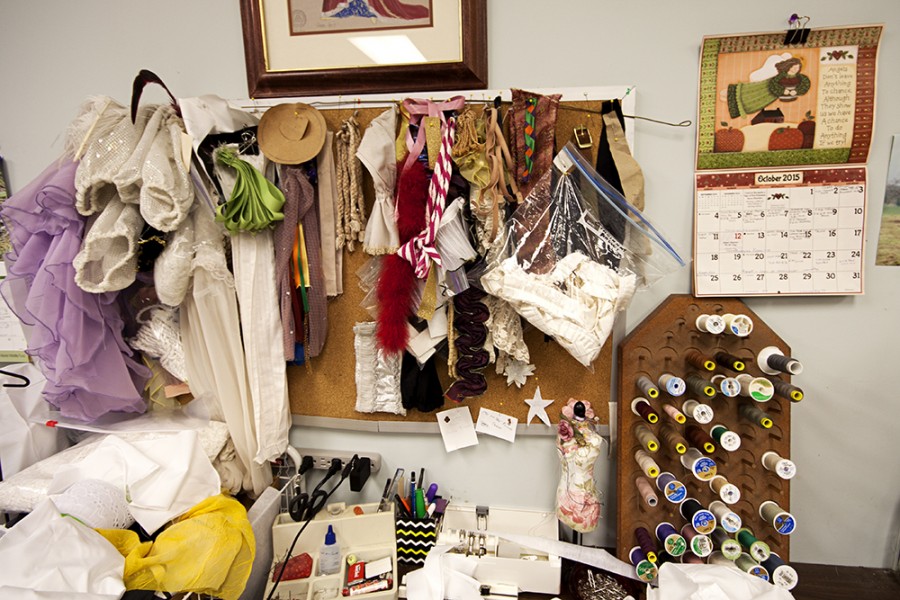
[{"xmin": 694, "ymin": 167, "xmax": 866, "ymax": 296}]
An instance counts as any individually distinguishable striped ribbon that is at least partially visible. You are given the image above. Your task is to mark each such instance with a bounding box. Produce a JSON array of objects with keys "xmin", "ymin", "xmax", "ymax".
[
  {"xmin": 398, "ymin": 116, "xmax": 456, "ymax": 279},
  {"xmin": 523, "ymin": 97, "xmax": 537, "ymax": 182}
]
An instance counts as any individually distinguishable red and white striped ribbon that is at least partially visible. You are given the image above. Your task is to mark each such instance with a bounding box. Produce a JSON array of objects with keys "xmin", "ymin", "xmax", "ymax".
[{"xmin": 398, "ymin": 115, "xmax": 456, "ymax": 279}]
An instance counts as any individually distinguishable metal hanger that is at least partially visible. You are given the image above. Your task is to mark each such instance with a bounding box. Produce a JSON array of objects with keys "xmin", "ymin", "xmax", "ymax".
[{"xmin": 0, "ymin": 368, "xmax": 29, "ymax": 387}]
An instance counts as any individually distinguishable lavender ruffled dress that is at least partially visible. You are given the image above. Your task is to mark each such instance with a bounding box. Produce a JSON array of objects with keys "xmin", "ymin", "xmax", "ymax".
[{"xmin": 0, "ymin": 160, "xmax": 149, "ymax": 421}]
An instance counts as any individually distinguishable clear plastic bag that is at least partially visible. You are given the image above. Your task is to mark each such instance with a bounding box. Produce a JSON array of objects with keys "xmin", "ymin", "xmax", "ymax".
[{"xmin": 480, "ymin": 143, "xmax": 684, "ymax": 368}]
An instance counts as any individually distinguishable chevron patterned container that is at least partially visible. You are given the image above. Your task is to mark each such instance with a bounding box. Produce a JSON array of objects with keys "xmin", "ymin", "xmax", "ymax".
[{"xmin": 395, "ymin": 518, "xmax": 437, "ymax": 565}]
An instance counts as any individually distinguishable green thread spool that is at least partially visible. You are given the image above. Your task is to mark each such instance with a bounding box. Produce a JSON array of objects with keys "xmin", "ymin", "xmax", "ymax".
[
  {"xmin": 686, "ymin": 349, "xmax": 716, "ymax": 371},
  {"xmin": 686, "ymin": 374, "xmax": 717, "ymax": 398},
  {"xmin": 636, "ymin": 375, "xmax": 660, "ymax": 399},
  {"xmin": 680, "ymin": 523, "xmax": 713, "ymax": 557},
  {"xmin": 634, "ymin": 423, "xmax": 659, "ymax": 452},
  {"xmin": 710, "ymin": 424, "xmax": 741, "ymax": 451},
  {"xmin": 740, "ymin": 403, "xmax": 773, "ymax": 428},
  {"xmin": 736, "ymin": 528, "xmax": 771, "ymax": 562}
]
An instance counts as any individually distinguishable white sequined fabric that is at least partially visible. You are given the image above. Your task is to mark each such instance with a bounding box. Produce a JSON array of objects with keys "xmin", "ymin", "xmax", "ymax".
[{"xmin": 353, "ymin": 322, "xmax": 405, "ymax": 415}]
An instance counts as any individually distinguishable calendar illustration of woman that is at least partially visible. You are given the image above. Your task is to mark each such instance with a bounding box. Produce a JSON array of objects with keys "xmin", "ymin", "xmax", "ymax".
[{"xmin": 726, "ymin": 56, "xmax": 811, "ymax": 119}]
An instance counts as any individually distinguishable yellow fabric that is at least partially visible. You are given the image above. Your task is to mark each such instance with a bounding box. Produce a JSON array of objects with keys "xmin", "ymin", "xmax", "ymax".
[
  {"xmin": 98, "ymin": 494, "xmax": 255, "ymax": 600},
  {"xmin": 416, "ymin": 263, "xmax": 438, "ymax": 321}
]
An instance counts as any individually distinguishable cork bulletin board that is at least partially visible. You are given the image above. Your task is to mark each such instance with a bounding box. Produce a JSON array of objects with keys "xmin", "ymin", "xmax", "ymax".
[{"xmin": 270, "ymin": 87, "xmax": 637, "ymax": 426}]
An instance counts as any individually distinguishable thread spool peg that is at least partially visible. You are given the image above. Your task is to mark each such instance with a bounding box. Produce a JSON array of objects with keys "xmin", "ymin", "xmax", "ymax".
[{"xmin": 757, "ymin": 345, "xmax": 803, "ymax": 376}]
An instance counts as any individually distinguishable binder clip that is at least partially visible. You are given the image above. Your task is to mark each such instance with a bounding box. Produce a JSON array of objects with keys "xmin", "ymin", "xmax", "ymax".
[{"xmin": 784, "ymin": 14, "xmax": 811, "ymax": 45}]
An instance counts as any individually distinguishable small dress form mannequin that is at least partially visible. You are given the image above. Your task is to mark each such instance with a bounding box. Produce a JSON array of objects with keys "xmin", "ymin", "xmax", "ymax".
[{"xmin": 556, "ymin": 398, "xmax": 603, "ymax": 533}]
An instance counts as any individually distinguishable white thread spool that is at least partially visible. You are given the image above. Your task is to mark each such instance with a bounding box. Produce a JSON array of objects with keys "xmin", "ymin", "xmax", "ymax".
[
  {"xmin": 635, "ymin": 449, "xmax": 660, "ymax": 478},
  {"xmin": 757, "ymin": 345, "xmax": 804, "ymax": 376},
  {"xmin": 761, "ymin": 451, "xmax": 796, "ymax": 479},
  {"xmin": 736, "ymin": 373, "xmax": 775, "ymax": 402},
  {"xmin": 709, "ymin": 500, "xmax": 742, "ymax": 533},
  {"xmin": 658, "ymin": 373, "xmax": 686, "ymax": 397},
  {"xmin": 682, "ymin": 399, "xmax": 714, "ymax": 424},
  {"xmin": 723, "ymin": 313, "xmax": 753, "ymax": 337},
  {"xmin": 711, "ymin": 374, "xmax": 741, "ymax": 397},
  {"xmin": 696, "ymin": 314, "xmax": 726, "ymax": 334},
  {"xmin": 709, "ymin": 475, "xmax": 741, "ymax": 504},
  {"xmin": 680, "ymin": 447, "xmax": 717, "ymax": 481}
]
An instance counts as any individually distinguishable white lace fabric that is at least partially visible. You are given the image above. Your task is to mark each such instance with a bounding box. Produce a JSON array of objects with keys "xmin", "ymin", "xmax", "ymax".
[
  {"xmin": 481, "ymin": 252, "xmax": 636, "ymax": 367},
  {"xmin": 353, "ymin": 322, "xmax": 405, "ymax": 416},
  {"xmin": 50, "ymin": 478, "xmax": 134, "ymax": 530},
  {"xmin": 130, "ymin": 305, "xmax": 189, "ymax": 382},
  {"xmin": 436, "ymin": 197, "xmax": 477, "ymax": 271},
  {"xmin": 73, "ymin": 199, "xmax": 143, "ymax": 292},
  {"xmin": 358, "ymin": 107, "xmax": 400, "ymax": 255}
]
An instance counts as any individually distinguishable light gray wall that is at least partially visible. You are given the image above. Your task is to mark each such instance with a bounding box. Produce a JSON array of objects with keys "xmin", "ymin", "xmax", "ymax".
[{"xmin": 1, "ymin": 0, "xmax": 898, "ymax": 568}]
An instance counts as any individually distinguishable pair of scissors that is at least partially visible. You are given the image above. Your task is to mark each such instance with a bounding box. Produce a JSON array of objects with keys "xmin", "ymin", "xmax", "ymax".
[{"xmin": 289, "ymin": 460, "xmax": 341, "ymax": 522}]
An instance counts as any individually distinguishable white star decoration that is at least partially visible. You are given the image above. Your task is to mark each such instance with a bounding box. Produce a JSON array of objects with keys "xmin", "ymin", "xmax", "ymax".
[
  {"xmin": 525, "ymin": 386, "xmax": 554, "ymax": 427},
  {"xmin": 505, "ymin": 359, "xmax": 536, "ymax": 388}
]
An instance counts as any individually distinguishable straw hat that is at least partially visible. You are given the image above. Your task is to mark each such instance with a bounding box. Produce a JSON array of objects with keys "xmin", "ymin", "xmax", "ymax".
[{"xmin": 257, "ymin": 102, "xmax": 327, "ymax": 164}]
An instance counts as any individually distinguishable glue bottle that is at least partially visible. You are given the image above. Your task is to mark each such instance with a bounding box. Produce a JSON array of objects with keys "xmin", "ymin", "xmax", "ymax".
[{"xmin": 319, "ymin": 525, "xmax": 341, "ymax": 575}]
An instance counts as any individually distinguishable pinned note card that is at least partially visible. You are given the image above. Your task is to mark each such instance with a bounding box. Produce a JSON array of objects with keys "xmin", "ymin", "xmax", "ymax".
[
  {"xmin": 436, "ymin": 407, "xmax": 478, "ymax": 452},
  {"xmin": 475, "ymin": 408, "xmax": 518, "ymax": 443}
]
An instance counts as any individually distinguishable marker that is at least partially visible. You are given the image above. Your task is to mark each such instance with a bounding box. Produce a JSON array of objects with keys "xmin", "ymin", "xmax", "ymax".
[
  {"xmin": 425, "ymin": 483, "xmax": 439, "ymax": 503},
  {"xmin": 394, "ymin": 494, "xmax": 412, "ymax": 518},
  {"xmin": 409, "ymin": 470, "xmax": 416, "ymax": 503},
  {"xmin": 414, "ymin": 488, "xmax": 426, "ymax": 519}
]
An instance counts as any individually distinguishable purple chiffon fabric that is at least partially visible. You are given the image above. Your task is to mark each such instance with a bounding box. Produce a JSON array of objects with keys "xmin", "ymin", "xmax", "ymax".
[{"xmin": 0, "ymin": 160, "xmax": 149, "ymax": 421}]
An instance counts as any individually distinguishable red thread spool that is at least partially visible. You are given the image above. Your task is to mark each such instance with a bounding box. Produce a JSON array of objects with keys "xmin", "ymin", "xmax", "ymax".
[
  {"xmin": 685, "ymin": 425, "xmax": 717, "ymax": 454},
  {"xmin": 686, "ymin": 350, "xmax": 716, "ymax": 371},
  {"xmin": 632, "ymin": 398, "xmax": 659, "ymax": 424}
]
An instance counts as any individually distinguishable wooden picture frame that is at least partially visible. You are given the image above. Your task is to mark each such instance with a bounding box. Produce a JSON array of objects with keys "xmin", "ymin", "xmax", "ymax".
[{"xmin": 239, "ymin": 0, "xmax": 487, "ymax": 98}]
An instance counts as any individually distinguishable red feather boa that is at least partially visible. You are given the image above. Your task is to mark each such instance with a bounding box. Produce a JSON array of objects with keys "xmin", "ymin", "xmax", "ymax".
[{"xmin": 376, "ymin": 160, "xmax": 429, "ymax": 353}]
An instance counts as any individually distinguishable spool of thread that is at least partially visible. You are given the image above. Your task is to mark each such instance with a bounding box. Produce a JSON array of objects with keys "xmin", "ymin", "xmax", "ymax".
[
  {"xmin": 736, "ymin": 373, "xmax": 775, "ymax": 402},
  {"xmin": 711, "ymin": 527, "xmax": 743, "ymax": 560},
  {"xmin": 631, "ymin": 398, "xmax": 659, "ymax": 424},
  {"xmin": 681, "ymin": 552, "xmax": 705, "ymax": 564},
  {"xmin": 635, "ymin": 449, "xmax": 661, "ymax": 478},
  {"xmin": 680, "ymin": 447, "xmax": 717, "ymax": 481},
  {"xmin": 655, "ymin": 472, "xmax": 687, "ymax": 504},
  {"xmin": 655, "ymin": 522, "xmax": 687, "ymax": 557},
  {"xmin": 658, "ymin": 373, "xmax": 686, "ymax": 397},
  {"xmin": 709, "ymin": 475, "xmax": 741, "ymax": 505},
  {"xmin": 680, "ymin": 523, "xmax": 713, "ymax": 557},
  {"xmin": 635, "ymin": 476, "xmax": 659, "ymax": 508},
  {"xmin": 696, "ymin": 314, "xmax": 726, "ymax": 334},
  {"xmin": 655, "ymin": 550, "xmax": 677, "ymax": 567},
  {"xmin": 634, "ymin": 526, "xmax": 658, "ymax": 563},
  {"xmin": 685, "ymin": 374, "xmax": 717, "ymax": 398},
  {"xmin": 636, "ymin": 376, "xmax": 660, "ymax": 399},
  {"xmin": 711, "ymin": 374, "xmax": 741, "ymax": 398},
  {"xmin": 686, "ymin": 350, "xmax": 716, "ymax": 371},
  {"xmin": 714, "ymin": 351, "xmax": 746, "ymax": 372},
  {"xmin": 682, "ymin": 399, "xmax": 714, "ymax": 424},
  {"xmin": 709, "ymin": 501, "xmax": 742, "ymax": 533},
  {"xmin": 710, "ymin": 424, "xmax": 741, "ymax": 451},
  {"xmin": 685, "ymin": 425, "xmax": 716, "ymax": 454},
  {"xmin": 736, "ymin": 528, "xmax": 771, "ymax": 562},
  {"xmin": 723, "ymin": 313, "xmax": 753, "ymax": 337},
  {"xmin": 707, "ymin": 551, "xmax": 736, "ymax": 566},
  {"xmin": 634, "ymin": 423, "xmax": 659, "ymax": 453},
  {"xmin": 761, "ymin": 553, "xmax": 799, "ymax": 590},
  {"xmin": 772, "ymin": 378, "xmax": 804, "ymax": 402},
  {"xmin": 662, "ymin": 403, "xmax": 687, "ymax": 424},
  {"xmin": 659, "ymin": 424, "xmax": 688, "ymax": 455},
  {"xmin": 757, "ymin": 345, "xmax": 804, "ymax": 376},
  {"xmin": 759, "ymin": 501, "xmax": 797, "ymax": 535},
  {"xmin": 628, "ymin": 545, "xmax": 658, "ymax": 582},
  {"xmin": 735, "ymin": 553, "xmax": 769, "ymax": 580},
  {"xmin": 761, "ymin": 451, "xmax": 796, "ymax": 479},
  {"xmin": 680, "ymin": 498, "xmax": 717, "ymax": 535},
  {"xmin": 740, "ymin": 403, "xmax": 773, "ymax": 428}
]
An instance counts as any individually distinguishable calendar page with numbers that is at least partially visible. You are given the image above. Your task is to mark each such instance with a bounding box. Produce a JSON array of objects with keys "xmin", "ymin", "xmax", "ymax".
[{"xmin": 694, "ymin": 167, "xmax": 866, "ymax": 296}]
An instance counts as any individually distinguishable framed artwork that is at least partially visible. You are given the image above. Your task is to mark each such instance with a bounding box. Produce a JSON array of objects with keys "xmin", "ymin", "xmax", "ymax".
[
  {"xmin": 696, "ymin": 25, "xmax": 882, "ymax": 171},
  {"xmin": 239, "ymin": 0, "xmax": 487, "ymax": 98}
]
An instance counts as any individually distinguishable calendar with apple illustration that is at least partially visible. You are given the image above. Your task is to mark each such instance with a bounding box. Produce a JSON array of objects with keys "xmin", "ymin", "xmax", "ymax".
[{"xmin": 694, "ymin": 167, "xmax": 866, "ymax": 296}]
